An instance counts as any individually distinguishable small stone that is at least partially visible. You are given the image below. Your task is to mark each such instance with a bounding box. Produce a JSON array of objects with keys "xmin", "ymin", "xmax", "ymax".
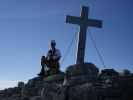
[
  {"xmin": 30, "ymin": 96, "xmax": 43, "ymax": 100},
  {"xmin": 18, "ymin": 82, "xmax": 25, "ymax": 88}
]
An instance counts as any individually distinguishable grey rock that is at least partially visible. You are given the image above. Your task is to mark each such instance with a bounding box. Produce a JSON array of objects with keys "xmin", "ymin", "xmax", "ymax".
[
  {"xmin": 30, "ymin": 96, "xmax": 43, "ymax": 100},
  {"xmin": 18, "ymin": 81, "xmax": 25, "ymax": 88},
  {"xmin": 41, "ymin": 82, "xmax": 62, "ymax": 100},
  {"xmin": 66, "ymin": 63, "xmax": 99, "ymax": 78},
  {"xmin": 64, "ymin": 63, "xmax": 99, "ymax": 86},
  {"xmin": 21, "ymin": 77, "xmax": 44, "ymax": 99},
  {"xmin": 67, "ymin": 83, "xmax": 97, "ymax": 100},
  {"xmin": 44, "ymin": 72, "xmax": 65, "ymax": 83}
]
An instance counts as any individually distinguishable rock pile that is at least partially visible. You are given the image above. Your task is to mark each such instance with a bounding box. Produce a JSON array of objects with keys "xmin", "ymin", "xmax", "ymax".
[{"xmin": 0, "ymin": 63, "xmax": 133, "ymax": 100}]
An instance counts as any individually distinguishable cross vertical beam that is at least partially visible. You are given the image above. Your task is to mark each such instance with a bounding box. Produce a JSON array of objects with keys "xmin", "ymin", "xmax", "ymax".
[
  {"xmin": 76, "ymin": 7, "xmax": 88, "ymax": 64},
  {"xmin": 66, "ymin": 6, "xmax": 102, "ymax": 64}
]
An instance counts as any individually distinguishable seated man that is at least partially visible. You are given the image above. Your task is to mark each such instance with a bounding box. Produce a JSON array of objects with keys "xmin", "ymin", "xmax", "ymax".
[{"xmin": 38, "ymin": 40, "xmax": 61, "ymax": 76}]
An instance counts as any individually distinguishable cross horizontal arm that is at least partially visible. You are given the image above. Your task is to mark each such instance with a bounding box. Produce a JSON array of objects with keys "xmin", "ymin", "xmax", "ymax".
[
  {"xmin": 66, "ymin": 15, "xmax": 81, "ymax": 25},
  {"xmin": 87, "ymin": 19, "xmax": 103, "ymax": 28}
]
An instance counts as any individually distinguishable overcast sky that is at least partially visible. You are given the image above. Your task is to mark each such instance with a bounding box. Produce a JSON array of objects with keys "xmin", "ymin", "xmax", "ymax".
[{"xmin": 0, "ymin": 0, "xmax": 133, "ymax": 89}]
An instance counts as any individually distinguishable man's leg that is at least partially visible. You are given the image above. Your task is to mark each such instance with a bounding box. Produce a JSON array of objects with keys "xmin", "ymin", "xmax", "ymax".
[
  {"xmin": 50, "ymin": 62, "xmax": 60, "ymax": 75},
  {"xmin": 56, "ymin": 62, "xmax": 60, "ymax": 73},
  {"xmin": 38, "ymin": 56, "xmax": 46, "ymax": 76},
  {"xmin": 38, "ymin": 65, "xmax": 45, "ymax": 76}
]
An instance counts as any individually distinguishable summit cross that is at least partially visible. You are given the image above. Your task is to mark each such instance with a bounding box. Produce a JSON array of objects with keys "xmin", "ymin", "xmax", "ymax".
[{"xmin": 66, "ymin": 6, "xmax": 102, "ymax": 64}]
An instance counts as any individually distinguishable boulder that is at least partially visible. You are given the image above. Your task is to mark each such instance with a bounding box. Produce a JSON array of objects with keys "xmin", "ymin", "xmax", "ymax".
[
  {"xmin": 44, "ymin": 72, "xmax": 65, "ymax": 83},
  {"xmin": 67, "ymin": 83, "xmax": 97, "ymax": 100},
  {"xmin": 21, "ymin": 77, "xmax": 44, "ymax": 99},
  {"xmin": 21, "ymin": 72, "xmax": 64, "ymax": 100},
  {"xmin": 40, "ymin": 82, "xmax": 97, "ymax": 100},
  {"xmin": 64, "ymin": 63, "xmax": 99, "ymax": 86}
]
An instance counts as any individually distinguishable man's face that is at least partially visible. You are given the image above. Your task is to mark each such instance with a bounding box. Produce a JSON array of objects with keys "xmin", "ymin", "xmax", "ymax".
[{"xmin": 51, "ymin": 43, "xmax": 56, "ymax": 49}]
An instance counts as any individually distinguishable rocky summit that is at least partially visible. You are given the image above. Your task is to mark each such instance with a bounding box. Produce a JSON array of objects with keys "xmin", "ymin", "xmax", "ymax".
[{"xmin": 0, "ymin": 63, "xmax": 133, "ymax": 100}]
